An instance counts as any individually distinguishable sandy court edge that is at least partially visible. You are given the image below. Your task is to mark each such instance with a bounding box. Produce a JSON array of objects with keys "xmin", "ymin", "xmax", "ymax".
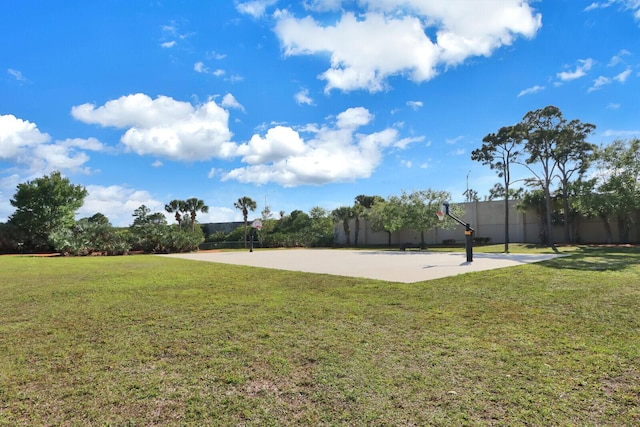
[{"xmin": 160, "ymin": 249, "xmax": 564, "ymax": 283}]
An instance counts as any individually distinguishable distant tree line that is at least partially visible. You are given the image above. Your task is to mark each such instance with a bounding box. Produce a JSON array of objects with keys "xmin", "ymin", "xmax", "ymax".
[
  {"xmin": 201, "ymin": 190, "xmax": 464, "ymax": 250},
  {"xmin": 0, "ymin": 171, "xmax": 464, "ymax": 254},
  {"xmin": 472, "ymin": 105, "xmax": 640, "ymax": 250},
  {"xmin": 0, "ymin": 172, "xmax": 208, "ymax": 255},
  {"xmin": 206, "ymin": 206, "xmax": 336, "ymax": 249}
]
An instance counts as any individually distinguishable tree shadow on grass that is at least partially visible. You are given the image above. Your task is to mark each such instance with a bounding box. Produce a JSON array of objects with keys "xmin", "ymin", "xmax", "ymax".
[{"xmin": 541, "ymin": 245, "xmax": 640, "ymax": 272}]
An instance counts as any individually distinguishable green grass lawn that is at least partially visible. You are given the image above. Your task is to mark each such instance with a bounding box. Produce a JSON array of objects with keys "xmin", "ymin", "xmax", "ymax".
[{"xmin": 1, "ymin": 247, "xmax": 639, "ymax": 426}]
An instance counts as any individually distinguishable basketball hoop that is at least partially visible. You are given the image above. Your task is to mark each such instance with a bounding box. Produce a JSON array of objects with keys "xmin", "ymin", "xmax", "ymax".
[{"xmin": 436, "ymin": 202, "xmax": 448, "ymax": 221}]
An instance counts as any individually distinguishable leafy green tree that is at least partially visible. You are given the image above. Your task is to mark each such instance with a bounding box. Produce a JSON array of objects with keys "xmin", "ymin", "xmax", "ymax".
[
  {"xmin": 129, "ymin": 204, "xmax": 201, "ymax": 253},
  {"xmin": 87, "ymin": 212, "xmax": 110, "ymax": 225},
  {"xmin": 332, "ymin": 206, "xmax": 354, "ymax": 247},
  {"xmin": 184, "ymin": 197, "xmax": 209, "ymax": 232},
  {"xmin": 368, "ymin": 197, "xmax": 404, "ymax": 247},
  {"xmin": 309, "ymin": 206, "xmax": 329, "ymax": 220},
  {"xmin": 554, "ymin": 119, "xmax": 596, "ymax": 242},
  {"xmin": 165, "ymin": 199, "xmax": 186, "ymax": 228},
  {"xmin": 487, "ymin": 184, "xmax": 523, "ymax": 202},
  {"xmin": 131, "ymin": 205, "xmax": 167, "ymax": 227},
  {"xmin": 286, "ymin": 210, "xmax": 311, "ymax": 231},
  {"xmin": 257, "ymin": 207, "xmax": 333, "ymax": 248},
  {"xmin": 131, "ymin": 205, "xmax": 152, "ymax": 227},
  {"xmin": 148, "ymin": 212, "xmax": 168, "ymax": 226},
  {"xmin": 234, "ymin": 196, "xmax": 257, "ymax": 247},
  {"xmin": 308, "ymin": 206, "xmax": 334, "ymax": 247},
  {"xmin": 367, "ymin": 191, "xmax": 456, "ymax": 248},
  {"xmin": 520, "ymin": 105, "xmax": 594, "ymax": 247},
  {"xmin": 354, "ymin": 195, "xmax": 383, "ymax": 209},
  {"xmin": 520, "ymin": 106, "xmax": 564, "ymax": 248},
  {"xmin": 566, "ymin": 178, "xmax": 609, "ymax": 243},
  {"xmin": 473, "ymin": 124, "xmax": 525, "ymax": 252},
  {"xmin": 8, "ymin": 171, "xmax": 88, "ymax": 251},
  {"xmin": 594, "ymin": 138, "xmax": 640, "ymax": 243},
  {"xmin": 261, "ymin": 205, "xmax": 274, "ymax": 221},
  {"xmin": 0, "ymin": 223, "xmax": 23, "ymax": 253},
  {"xmin": 402, "ymin": 189, "xmax": 454, "ymax": 248},
  {"xmin": 516, "ymin": 189, "xmax": 558, "ymax": 244}
]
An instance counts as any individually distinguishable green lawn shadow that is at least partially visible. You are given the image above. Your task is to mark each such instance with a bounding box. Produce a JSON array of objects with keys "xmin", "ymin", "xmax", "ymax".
[{"xmin": 540, "ymin": 245, "xmax": 640, "ymax": 272}]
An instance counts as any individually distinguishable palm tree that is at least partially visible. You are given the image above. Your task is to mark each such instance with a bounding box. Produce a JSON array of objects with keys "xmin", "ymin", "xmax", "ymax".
[
  {"xmin": 352, "ymin": 203, "xmax": 365, "ymax": 247},
  {"xmin": 332, "ymin": 206, "xmax": 354, "ymax": 247},
  {"xmin": 184, "ymin": 197, "xmax": 209, "ymax": 232},
  {"xmin": 352, "ymin": 195, "xmax": 381, "ymax": 247},
  {"xmin": 234, "ymin": 196, "xmax": 257, "ymax": 247},
  {"xmin": 165, "ymin": 199, "xmax": 186, "ymax": 228}
]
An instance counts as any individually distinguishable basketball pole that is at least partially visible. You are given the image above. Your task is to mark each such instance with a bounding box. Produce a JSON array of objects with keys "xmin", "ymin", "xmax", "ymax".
[{"xmin": 441, "ymin": 202, "xmax": 475, "ymax": 263}]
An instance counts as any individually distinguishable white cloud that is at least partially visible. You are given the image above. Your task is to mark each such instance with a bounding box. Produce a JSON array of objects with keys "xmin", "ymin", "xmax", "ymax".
[
  {"xmin": 276, "ymin": 12, "xmax": 440, "ymax": 93},
  {"xmin": 225, "ymin": 74, "xmax": 245, "ymax": 82},
  {"xmin": 30, "ymin": 144, "xmax": 91, "ymax": 174},
  {"xmin": 446, "ymin": 135, "xmax": 463, "ymax": 145},
  {"xmin": 236, "ymin": 126, "xmax": 307, "ymax": 164},
  {"xmin": 82, "ymin": 184, "xmax": 240, "ymax": 226},
  {"xmin": 584, "ymin": 1, "xmax": 616, "ymax": 12},
  {"xmin": 614, "ymin": 67, "xmax": 632, "ymax": 82},
  {"xmin": 236, "ymin": 0, "xmax": 278, "ymax": 18},
  {"xmin": 0, "ymin": 174, "xmax": 21, "ymax": 222},
  {"xmin": 336, "ymin": 106, "xmax": 373, "ymax": 129},
  {"xmin": 0, "ymin": 115, "xmax": 106, "ymax": 216},
  {"xmin": 195, "ymin": 61, "xmax": 227, "ymax": 77},
  {"xmin": 608, "ymin": 49, "xmax": 631, "ymax": 66},
  {"xmin": 222, "ymin": 107, "xmax": 418, "ymax": 186},
  {"xmin": 221, "ymin": 93, "xmax": 245, "ymax": 112},
  {"xmin": 294, "ymin": 88, "xmax": 314, "ymax": 105},
  {"xmin": 7, "ymin": 68, "xmax": 28, "ymax": 82},
  {"xmin": 207, "ymin": 51, "xmax": 227, "ymax": 60},
  {"xmin": 557, "ymin": 58, "xmax": 594, "ymax": 81},
  {"xmin": 517, "ymin": 85, "xmax": 545, "ymax": 97},
  {"xmin": 585, "ymin": 1, "xmax": 640, "ymax": 22},
  {"xmin": 406, "ymin": 100, "xmax": 423, "ymax": 110},
  {"xmin": 71, "ymin": 93, "xmax": 236, "ymax": 162},
  {"xmin": 60, "ymin": 137, "xmax": 105, "ymax": 151},
  {"xmin": 75, "ymin": 179, "xmax": 244, "ymax": 230},
  {"xmin": 395, "ymin": 135, "xmax": 424, "ymax": 150},
  {"xmin": 0, "ymin": 114, "xmax": 51, "ymax": 160},
  {"xmin": 194, "ymin": 61, "xmax": 208, "ymax": 73},
  {"xmin": 274, "ymin": 1, "xmax": 541, "ymax": 92},
  {"xmin": 161, "ymin": 41, "xmax": 176, "ymax": 48},
  {"xmin": 588, "ymin": 76, "xmax": 611, "ymax": 92},
  {"xmin": 602, "ymin": 129, "xmax": 640, "ymax": 137},
  {"xmin": 303, "ymin": 0, "xmax": 342, "ymax": 12},
  {"xmin": 79, "ymin": 185, "xmax": 167, "ymax": 227},
  {"xmin": 198, "ymin": 206, "xmax": 238, "ymax": 223},
  {"xmin": 0, "ymin": 114, "xmax": 100, "ymax": 175}
]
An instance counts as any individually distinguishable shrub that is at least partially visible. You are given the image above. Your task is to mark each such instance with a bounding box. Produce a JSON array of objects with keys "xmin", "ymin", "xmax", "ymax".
[
  {"xmin": 129, "ymin": 224, "xmax": 204, "ymax": 254},
  {"xmin": 50, "ymin": 222, "xmax": 130, "ymax": 256}
]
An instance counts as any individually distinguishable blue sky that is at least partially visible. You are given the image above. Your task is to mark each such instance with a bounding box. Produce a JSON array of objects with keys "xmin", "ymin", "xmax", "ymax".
[{"xmin": 1, "ymin": 0, "xmax": 639, "ymax": 227}]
